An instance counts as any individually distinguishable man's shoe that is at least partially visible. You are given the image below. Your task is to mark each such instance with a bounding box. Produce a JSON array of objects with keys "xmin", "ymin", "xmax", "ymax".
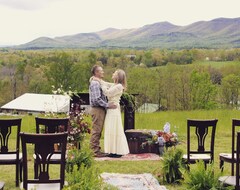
[{"xmin": 94, "ymin": 152, "xmax": 109, "ymax": 158}]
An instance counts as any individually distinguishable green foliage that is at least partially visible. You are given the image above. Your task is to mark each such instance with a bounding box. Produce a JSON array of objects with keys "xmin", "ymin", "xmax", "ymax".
[
  {"xmin": 66, "ymin": 140, "xmax": 94, "ymax": 173},
  {"xmin": 46, "ymin": 52, "xmax": 75, "ymax": 90},
  {"xmin": 64, "ymin": 140, "xmax": 118, "ymax": 190},
  {"xmin": 121, "ymin": 92, "xmax": 136, "ymax": 107},
  {"xmin": 190, "ymin": 70, "xmax": 217, "ymax": 109},
  {"xmin": 0, "ymin": 49, "xmax": 240, "ymax": 111},
  {"xmin": 64, "ymin": 165, "xmax": 119, "ymax": 190},
  {"xmin": 184, "ymin": 161, "xmax": 231, "ymax": 190},
  {"xmin": 64, "ymin": 137, "xmax": 118, "ymax": 189},
  {"xmin": 127, "ymin": 67, "xmax": 158, "ymax": 107},
  {"xmin": 162, "ymin": 148, "xmax": 186, "ymax": 184},
  {"xmin": 64, "ymin": 165, "xmax": 103, "ymax": 190},
  {"xmin": 220, "ymin": 74, "xmax": 240, "ymax": 108}
]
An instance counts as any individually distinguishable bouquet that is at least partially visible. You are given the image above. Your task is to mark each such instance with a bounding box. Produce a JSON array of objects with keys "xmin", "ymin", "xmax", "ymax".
[{"xmin": 141, "ymin": 122, "xmax": 178, "ymax": 155}]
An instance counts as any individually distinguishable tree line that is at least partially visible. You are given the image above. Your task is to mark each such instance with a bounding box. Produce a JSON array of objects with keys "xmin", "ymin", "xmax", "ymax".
[{"xmin": 0, "ymin": 48, "xmax": 240, "ymax": 111}]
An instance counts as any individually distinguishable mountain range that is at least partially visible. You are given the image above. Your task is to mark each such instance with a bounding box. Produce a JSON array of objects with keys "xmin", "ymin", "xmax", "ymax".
[{"xmin": 14, "ymin": 17, "xmax": 240, "ymax": 49}]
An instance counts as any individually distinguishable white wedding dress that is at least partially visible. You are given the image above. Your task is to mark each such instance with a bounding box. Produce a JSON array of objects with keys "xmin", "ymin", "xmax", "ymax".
[{"xmin": 101, "ymin": 81, "xmax": 129, "ymax": 155}]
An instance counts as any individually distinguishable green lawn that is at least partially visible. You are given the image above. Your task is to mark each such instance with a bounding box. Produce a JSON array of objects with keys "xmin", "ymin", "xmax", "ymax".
[{"xmin": 0, "ymin": 109, "xmax": 238, "ymax": 189}]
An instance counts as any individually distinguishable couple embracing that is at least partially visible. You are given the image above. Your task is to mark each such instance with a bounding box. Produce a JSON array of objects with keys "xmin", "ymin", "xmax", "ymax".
[{"xmin": 89, "ymin": 65, "xmax": 129, "ymax": 158}]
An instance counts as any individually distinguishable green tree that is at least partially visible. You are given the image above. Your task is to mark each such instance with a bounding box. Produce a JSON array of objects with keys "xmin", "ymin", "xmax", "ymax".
[
  {"xmin": 220, "ymin": 74, "xmax": 240, "ymax": 108},
  {"xmin": 71, "ymin": 62, "xmax": 92, "ymax": 92},
  {"xmin": 143, "ymin": 51, "xmax": 153, "ymax": 67},
  {"xmin": 127, "ymin": 67, "xmax": 157, "ymax": 107},
  {"xmin": 190, "ymin": 70, "xmax": 217, "ymax": 109},
  {"xmin": 46, "ymin": 52, "xmax": 75, "ymax": 90},
  {"xmin": 174, "ymin": 66, "xmax": 191, "ymax": 110}
]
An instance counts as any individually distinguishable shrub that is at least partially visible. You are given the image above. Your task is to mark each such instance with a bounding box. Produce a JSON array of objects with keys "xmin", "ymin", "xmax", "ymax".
[
  {"xmin": 64, "ymin": 165, "xmax": 103, "ymax": 190},
  {"xmin": 66, "ymin": 140, "xmax": 93, "ymax": 173},
  {"xmin": 184, "ymin": 160, "xmax": 231, "ymax": 190},
  {"xmin": 64, "ymin": 140, "xmax": 118, "ymax": 189},
  {"xmin": 162, "ymin": 148, "xmax": 186, "ymax": 184},
  {"xmin": 64, "ymin": 165, "xmax": 119, "ymax": 190}
]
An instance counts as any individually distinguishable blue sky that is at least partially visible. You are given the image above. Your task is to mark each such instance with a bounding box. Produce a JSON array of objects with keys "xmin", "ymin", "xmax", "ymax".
[{"xmin": 0, "ymin": 0, "xmax": 239, "ymax": 46}]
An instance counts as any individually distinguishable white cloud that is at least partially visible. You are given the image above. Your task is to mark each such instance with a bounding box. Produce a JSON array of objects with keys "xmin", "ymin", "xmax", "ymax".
[{"xmin": 0, "ymin": 0, "xmax": 65, "ymax": 10}]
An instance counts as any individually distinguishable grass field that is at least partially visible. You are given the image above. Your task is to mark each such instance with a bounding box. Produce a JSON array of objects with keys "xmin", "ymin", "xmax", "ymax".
[
  {"xmin": 0, "ymin": 109, "xmax": 239, "ymax": 189},
  {"xmin": 193, "ymin": 60, "xmax": 240, "ymax": 68}
]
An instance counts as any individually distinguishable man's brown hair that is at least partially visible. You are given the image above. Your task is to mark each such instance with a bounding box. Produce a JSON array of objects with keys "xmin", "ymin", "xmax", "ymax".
[{"xmin": 91, "ymin": 65, "xmax": 101, "ymax": 75}]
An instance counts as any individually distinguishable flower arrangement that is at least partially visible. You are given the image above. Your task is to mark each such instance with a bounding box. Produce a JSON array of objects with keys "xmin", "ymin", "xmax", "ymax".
[
  {"xmin": 141, "ymin": 122, "xmax": 178, "ymax": 155},
  {"xmin": 52, "ymin": 85, "xmax": 76, "ymax": 97},
  {"xmin": 68, "ymin": 102, "xmax": 91, "ymax": 148},
  {"xmin": 51, "ymin": 85, "xmax": 91, "ymax": 149}
]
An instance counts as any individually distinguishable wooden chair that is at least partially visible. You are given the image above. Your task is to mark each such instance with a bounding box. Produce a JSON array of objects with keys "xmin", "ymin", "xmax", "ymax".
[
  {"xmin": 0, "ymin": 118, "xmax": 22, "ymax": 187},
  {"xmin": 219, "ymin": 119, "xmax": 240, "ymax": 175},
  {"xmin": 219, "ymin": 131, "xmax": 240, "ymax": 189},
  {"xmin": 34, "ymin": 117, "xmax": 69, "ymax": 178},
  {"xmin": 35, "ymin": 117, "xmax": 69, "ymax": 134},
  {"xmin": 20, "ymin": 132, "xmax": 68, "ymax": 190},
  {"xmin": 183, "ymin": 119, "xmax": 218, "ymax": 168}
]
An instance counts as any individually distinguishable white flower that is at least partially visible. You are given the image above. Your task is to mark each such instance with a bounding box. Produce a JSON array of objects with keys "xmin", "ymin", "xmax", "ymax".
[
  {"xmin": 172, "ymin": 132, "xmax": 177, "ymax": 137},
  {"xmin": 150, "ymin": 130, "xmax": 157, "ymax": 136},
  {"xmin": 163, "ymin": 122, "xmax": 170, "ymax": 133},
  {"xmin": 158, "ymin": 136, "xmax": 165, "ymax": 146},
  {"xmin": 52, "ymin": 90, "xmax": 57, "ymax": 94}
]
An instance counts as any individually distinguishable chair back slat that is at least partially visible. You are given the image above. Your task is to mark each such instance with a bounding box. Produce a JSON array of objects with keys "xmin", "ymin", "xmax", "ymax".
[
  {"xmin": 20, "ymin": 132, "xmax": 68, "ymax": 190},
  {"xmin": 195, "ymin": 126, "xmax": 208, "ymax": 152},
  {"xmin": 0, "ymin": 126, "xmax": 12, "ymax": 152}
]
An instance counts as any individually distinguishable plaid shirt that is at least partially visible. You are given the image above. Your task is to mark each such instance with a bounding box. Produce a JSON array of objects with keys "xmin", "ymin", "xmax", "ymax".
[{"xmin": 89, "ymin": 81, "xmax": 108, "ymax": 108}]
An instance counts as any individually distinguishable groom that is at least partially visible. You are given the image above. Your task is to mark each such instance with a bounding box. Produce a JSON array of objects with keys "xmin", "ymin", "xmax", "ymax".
[{"xmin": 89, "ymin": 65, "xmax": 116, "ymax": 157}]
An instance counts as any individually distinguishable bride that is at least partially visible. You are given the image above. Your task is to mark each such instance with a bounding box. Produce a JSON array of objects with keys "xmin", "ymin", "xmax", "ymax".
[{"xmin": 93, "ymin": 69, "xmax": 129, "ymax": 157}]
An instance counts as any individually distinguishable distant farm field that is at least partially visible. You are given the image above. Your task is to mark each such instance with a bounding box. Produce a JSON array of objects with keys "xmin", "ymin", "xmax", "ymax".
[
  {"xmin": 153, "ymin": 60, "xmax": 240, "ymax": 71},
  {"xmin": 194, "ymin": 60, "xmax": 240, "ymax": 68}
]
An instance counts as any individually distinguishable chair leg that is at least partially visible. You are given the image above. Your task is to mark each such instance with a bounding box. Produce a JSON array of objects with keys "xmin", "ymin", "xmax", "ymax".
[
  {"xmin": 220, "ymin": 160, "xmax": 224, "ymax": 172},
  {"xmin": 16, "ymin": 163, "xmax": 19, "ymax": 187},
  {"xmin": 231, "ymin": 162, "xmax": 234, "ymax": 176},
  {"xmin": 204, "ymin": 161, "xmax": 207, "ymax": 170},
  {"xmin": 34, "ymin": 161, "xmax": 38, "ymax": 179},
  {"xmin": 20, "ymin": 161, "xmax": 23, "ymax": 182},
  {"xmin": 186, "ymin": 163, "xmax": 190, "ymax": 171}
]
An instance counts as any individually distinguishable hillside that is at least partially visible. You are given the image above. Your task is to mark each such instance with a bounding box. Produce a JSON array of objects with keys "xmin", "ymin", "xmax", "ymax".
[{"xmin": 14, "ymin": 17, "xmax": 240, "ymax": 49}]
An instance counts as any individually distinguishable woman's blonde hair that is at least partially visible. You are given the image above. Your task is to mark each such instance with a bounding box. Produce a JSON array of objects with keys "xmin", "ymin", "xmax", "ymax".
[{"xmin": 115, "ymin": 69, "xmax": 127, "ymax": 90}]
